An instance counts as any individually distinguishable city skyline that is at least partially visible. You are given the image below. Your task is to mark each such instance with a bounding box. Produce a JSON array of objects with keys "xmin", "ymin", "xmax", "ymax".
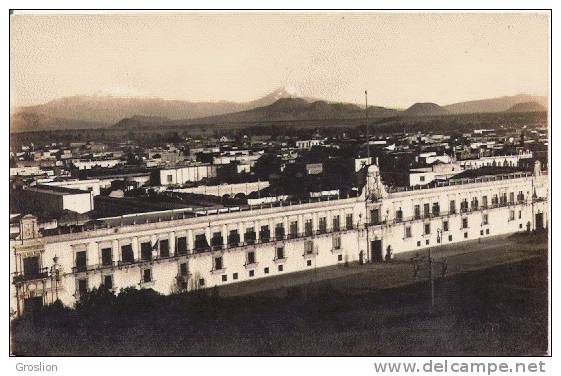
[{"xmin": 10, "ymin": 12, "xmax": 550, "ymax": 109}]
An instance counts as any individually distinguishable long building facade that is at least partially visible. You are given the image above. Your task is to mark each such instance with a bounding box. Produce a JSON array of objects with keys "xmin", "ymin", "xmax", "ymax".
[{"xmin": 10, "ymin": 163, "xmax": 549, "ymax": 316}]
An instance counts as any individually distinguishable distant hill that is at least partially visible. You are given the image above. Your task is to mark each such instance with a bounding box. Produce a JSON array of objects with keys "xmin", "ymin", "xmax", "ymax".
[
  {"xmin": 444, "ymin": 94, "xmax": 548, "ymax": 114},
  {"xmin": 506, "ymin": 101, "xmax": 547, "ymax": 113},
  {"xmin": 10, "ymin": 87, "xmax": 306, "ymax": 133},
  {"xmin": 402, "ymin": 103, "xmax": 449, "ymax": 117},
  {"xmin": 112, "ymin": 115, "xmax": 170, "ymax": 130},
  {"xmin": 179, "ymin": 98, "xmax": 399, "ymax": 125},
  {"xmin": 10, "ymin": 88, "xmax": 549, "ymax": 133},
  {"xmin": 10, "ymin": 112, "xmax": 107, "ymax": 133}
]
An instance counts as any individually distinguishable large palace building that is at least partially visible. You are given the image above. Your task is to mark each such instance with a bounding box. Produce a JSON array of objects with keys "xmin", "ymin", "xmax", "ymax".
[{"xmin": 10, "ymin": 163, "xmax": 549, "ymax": 316}]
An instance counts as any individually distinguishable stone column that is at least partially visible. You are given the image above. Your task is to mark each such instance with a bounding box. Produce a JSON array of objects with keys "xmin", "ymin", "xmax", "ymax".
[
  {"xmin": 312, "ymin": 212, "xmax": 318, "ymax": 232},
  {"xmin": 131, "ymin": 237, "xmax": 139, "ymax": 261},
  {"xmin": 186, "ymin": 229, "xmax": 193, "ymax": 253},
  {"xmin": 112, "ymin": 239, "xmax": 120, "ymax": 262},
  {"xmin": 255, "ymin": 220, "xmax": 260, "ymax": 241},
  {"xmin": 222, "ymin": 224, "xmax": 228, "ymax": 247},
  {"xmin": 88, "ymin": 242, "xmax": 97, "ymax": 266},
  {"xmin": 169, "ymin": 231, "xmax": 176, "ymax": 255},
  {"xmin": 205, "ymin": 227, "xmax": 211, "ymax": 245},
  {"xmin": 238, "ymin": 222, "xmax": 245, "ymax": 243}
]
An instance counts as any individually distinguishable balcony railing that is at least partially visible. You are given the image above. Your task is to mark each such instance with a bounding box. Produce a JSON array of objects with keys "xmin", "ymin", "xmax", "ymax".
[
  {"xmin": 12, "ymin": 267, "xmax": 49, "ymax": 284},
  {"xmin": 367, "ymin": 199, "xmax": 541, "ymax": 228}
]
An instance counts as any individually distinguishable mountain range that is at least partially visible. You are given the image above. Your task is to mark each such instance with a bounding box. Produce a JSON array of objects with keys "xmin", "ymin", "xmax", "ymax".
[{"xmin": 10, "ymin": 88, "xmax": 548, "ymax": 133}]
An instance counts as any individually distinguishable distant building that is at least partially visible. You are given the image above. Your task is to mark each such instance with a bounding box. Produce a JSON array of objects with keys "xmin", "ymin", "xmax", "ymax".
[
  {"xmin": 296, "ymin": 139, "xmax": 323, "ymax": 150},
  {"xmin": 156, "ymin": 164, "xmax": 218, "ymax": 186},
  {"xmin": 12, "ymin": 185, "xmax": 94, "ymax": 214}
]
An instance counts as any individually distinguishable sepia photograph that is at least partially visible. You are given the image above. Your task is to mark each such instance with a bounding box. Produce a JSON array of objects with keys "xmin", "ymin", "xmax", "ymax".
[{"xmin": 7, "ymin": 9, "xmax": 551, "ymax": 361}]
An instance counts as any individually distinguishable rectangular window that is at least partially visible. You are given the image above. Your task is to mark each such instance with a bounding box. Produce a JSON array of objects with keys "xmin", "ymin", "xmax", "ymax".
[
  {"xmin": 509, "ymin": 192, "xmax": 515, "ymax": 204},
  {"xmin": 167, "ymin": 174, "xmax": 173, "ymax": 183},
  {"xmin": 276, "ymin": 247, "xmax": 285, "ymax": 260},
  {"xmin": 247, "ymin": 251, "xmax": 256, "ymax": 265},
  {"xmin": 77, "ymin": 278, "xmax": 88, "ymax": 294},
  {"xmin": 426, "ymin": 239, "xmax": 430, "ymax": 245},
  {"xmin": 471, "ymin": 197, "xmax": 479, "ymax": 210},
  {"xmin": 159, "ymin": 239, "xmax": 169, "ymax": 258},
  {"xmin": 103, "ymin": 275, "xmax": 113, "ymax": 290},
  {"xmin": 500, "ymin": 193, "xmax": 508, "ymax": 206},
  {"xmin": 260, "ymin": 225, "xmax": 270, "ymax": 242},
  {"xmin": 370, "ymin": 209, "xmax": 380, "ymax": 224},
  {"xmin": 462, "ymin": 218, "xmax": 468, "ymax": 229},
  {"xmin": 346, "ymin": 214, "xmax": 353, "ymax": 229},
  {"xmin": 395, "ymin": 209, "xmax": 403, "ymax": 223},
  {"xmin": 101, "ymin": 248, "xmax": 112, "ymax": 266},
  {"xmin": 464, "ymin": 232, "xmax": 468, "ymax": 239},
  {"xmin": 289, "ymin": 221, "xmax": 298, "ymax": 238},
  {"xmin": 338, "ymin": 254, "xmax": 343, "ymax": 261},
  {"xmin": 199, "ymin": 278, "xmax": 205, "ymax": 287},
  {"xmin": 222, "ymin": 274, "xmax": 227, "ymax": 282},
  {"xmin": 486, "ymin": 229, "xmax": 490, "ymax": 235},
  {"xmin": 509, "ymin": 210, "xmax": 515, "ymax": 221},
  {"xmin": 233, "ymin": 273, "xmax": 239, "ymax": 280},
  {"xmin": 140, "ymin": 242, "xmax": 152, "ymax": 261},
  {"xmin": 228, "ymin": 230, "xmax": 240, "ymax": 246},
  {"xmin": 275, "ymin": 223, "xmax": 285, "ymax": 240},
  {"xmin": 304, "ymin": 240, "xmax": 314, "ymax": 254},
  {"xmin": 307, "ymin": 260, "xmax": 312, "ymax": 266},
  {"xmin": 423, "ymin": 203, "xmax": 430, "ymax": 218},
  {"xmin": 121, "ymin": 244, "xmax": 134, "ymax": 263},
  {"xmin": 483, "ymin": 214, "xmax": 489, "ymax": 225},
  {"xmin": 249, "ymin": 270, "xmax": 254, "ymax": 277},
  {"xmin": 424, "ymin": 223, "xmax": 431, "ymax": 235},
  {"xmin": 405, "ymin": 226, "xmax": 412, "ymax": 238},
  {"xmin": 75, "ymin": 251, "xmax": 87, "ymax": 272},
  {"xmin": 244, "ymin": 227, "xmax": 257, "ymax": 244},
  {"xmin": 449, "ymin": 200, "xmax": 456, "ymax": 214},
  {"xmin": 180, "ymin": 262, "xmax": 188, "ymax": 276},
  {"xmin": 245, "ymin": 228, "xmax": 256, "ymax": 244},
  {"xmin": 461, "ymin": 199, "xmax": 469, "ymax": 213},
  {"xmin": 214, "ymin": 256, "xmax": 223, "ymax": 271},
  {"xmin": 519, "ymin": 211, "xmax": 522, "ymax": 219},
  {"xmin": 305, "ymin": 219, "xmax": 313, "ymax": 236},
  {"xmin": 432, "ymin": 202, "xmax": 440, "ymax": 217},
  {"xmin": 177, "ymin": 236, "xmax": 188, "ymax": 254},
  {"xmin": 443, "ymin": 220, "xmax": 449, "ymax": 232},
  {"xmin": 193, "ymin": 234, "xmax": 208, "ymax": 252},
  {"xmin": 143, "ymin": 269, "xmax": 152, "ymax": 283},
  {"xmin": 482, "ymin": 196, "xmax": 488, "ymax": 209},
  {"xmin": 448, "ymin": 235, "xmax": 453, "ymax": 241},
  {"xmin": 264, "ymin": 267, "xmax": 269, "ymax": 274},
  {"xmin": 333, "ymin": 236, "xmax": 341, "ymax": 249},
  {"xmin": 414, "ymin": 205, "xmax": 421, "ymax": 220},
  {"xmin": 23, "ymin": 256, "xmax": 40, "ymax": 276},
  {"xmin": 332, "ymin": 215, "xmax": 340, "ymax": 231},
  {"xmin": 278, "ymin": 264, "xmax": 284, "ymax": 272},
  {"xmin": 211, "ymin": 232, "xmax": 223, "ymax": 249},
  {"xmin": 319, "ymin": 217, "xmax": 327, "ymax": 233}
]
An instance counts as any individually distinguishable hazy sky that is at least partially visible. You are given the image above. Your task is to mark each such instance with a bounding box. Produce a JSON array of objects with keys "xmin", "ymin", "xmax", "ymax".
[{"xmin": 10, "ymin": 12, "xmax": 550, "ymax": 109}]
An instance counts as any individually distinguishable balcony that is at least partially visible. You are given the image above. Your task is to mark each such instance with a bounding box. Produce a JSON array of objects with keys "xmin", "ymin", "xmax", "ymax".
[{"xmin": 12, "ymin": 267, "xmax": 49, "ymax": 284}]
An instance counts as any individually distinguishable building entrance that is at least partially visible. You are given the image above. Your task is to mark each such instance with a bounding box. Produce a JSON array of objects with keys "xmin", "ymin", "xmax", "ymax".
[{"xmin": 371, "ymin": 240, "xmax": 383, "ymax": 262}]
